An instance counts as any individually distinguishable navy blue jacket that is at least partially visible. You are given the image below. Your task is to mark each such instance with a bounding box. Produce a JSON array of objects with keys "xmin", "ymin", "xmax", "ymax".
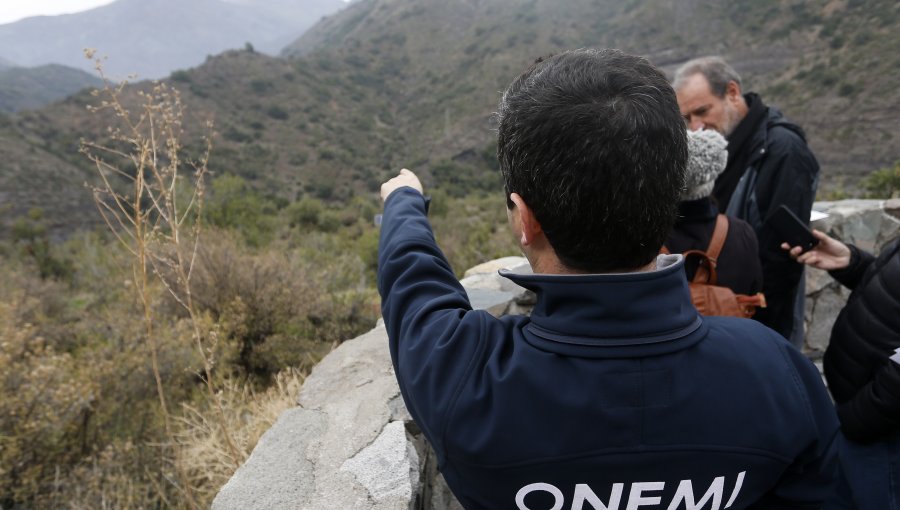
[{"xmin": 378, "ymin": 188, "xmax": 838, "ymax": 510}]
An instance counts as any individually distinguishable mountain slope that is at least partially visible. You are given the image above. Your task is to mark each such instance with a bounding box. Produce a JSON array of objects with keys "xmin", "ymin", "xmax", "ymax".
[
  {"xmin": 0, "ymin": 0, "xmax": 348, "ymax": 79},
  {"xmin": 0, "ymin": 64, "xmax": 103, "ymax": 113},
  {"xmin": 3, "ymin": 48, "xmax": 403, "ymax": 236},
  {"xmin": 0, "ymin": 113, "xmax": 98, "ymax": 236},
  {"xmin": 2, "ymin": 0, "xmax": 898, "ymax": 237},
  {"xmin": 285, "ymin": 0, "xmax": 900, "ymax": 192}
]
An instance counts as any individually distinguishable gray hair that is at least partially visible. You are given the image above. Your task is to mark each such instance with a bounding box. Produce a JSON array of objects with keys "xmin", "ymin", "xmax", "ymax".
[{"xmin": 672, "ymin": 56, "xmax": 742, "ymax": 98}]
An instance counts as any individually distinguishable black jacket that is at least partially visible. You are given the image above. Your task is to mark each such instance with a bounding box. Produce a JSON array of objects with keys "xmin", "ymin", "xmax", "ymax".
[
  {"xmin": 717, "ymin": 94, "xmax": 819, "ymax": 339},
  {"xmin": 379, "ymin": 188, "xmax": 838, "ymax": 510},
  {"xmin": 824, "ymin": 238, "xmax": 900, "ymax": 443},
  {"xmin": 666, "ymin": 198, "xmax": 763, "ymax": 296}
]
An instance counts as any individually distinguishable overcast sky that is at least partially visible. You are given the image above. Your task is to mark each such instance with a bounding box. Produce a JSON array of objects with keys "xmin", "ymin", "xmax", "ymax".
[{"xmin": 0, "ymin": 0, "xmax": 116, "ymax": 25}]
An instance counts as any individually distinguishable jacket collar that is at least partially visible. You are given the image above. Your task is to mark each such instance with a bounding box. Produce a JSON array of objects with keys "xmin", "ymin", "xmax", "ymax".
[
  {"xmin": 746, "ymin": 104, "xmax": 806, "ymax": 167},
  {"xmin": 726, "ymin": 92, "xmax": 768, "ymax": 164},
  {"xmin": 500, "ymin": 254, "xmax": 705, "ymax": 358}
]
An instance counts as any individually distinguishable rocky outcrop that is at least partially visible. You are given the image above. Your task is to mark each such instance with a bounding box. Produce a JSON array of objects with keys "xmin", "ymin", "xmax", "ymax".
[
  {"xmin": 803, "ymin": 199, "xmax": 900, "ymax": 355},
  {"xmin": 212, "ymin": 324, "xmax": 416, "ymax": 510},
  {"xmin": 215, "ymin": 199, "xmax": 898, "ymax": 509}
]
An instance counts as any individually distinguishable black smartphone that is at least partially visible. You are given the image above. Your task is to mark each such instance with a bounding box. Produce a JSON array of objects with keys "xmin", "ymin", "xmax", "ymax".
[{"xmin": 767, "ymin": 205, "xmax": 819, "ymax": 253}]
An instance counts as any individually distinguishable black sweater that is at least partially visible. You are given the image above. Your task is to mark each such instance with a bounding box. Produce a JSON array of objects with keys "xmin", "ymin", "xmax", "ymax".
[
  {"xmin": 666, "ymin": 198, "xmax": 763, "ymax": 296},
  {"xmin": 824, "ymin": 238, "xmax": 900, "ymax": 443}
]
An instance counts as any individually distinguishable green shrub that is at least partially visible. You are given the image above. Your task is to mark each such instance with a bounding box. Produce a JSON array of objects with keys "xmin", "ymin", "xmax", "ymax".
[
  {"xmin": 431, "ymin": 160, "xmax": 502, "ymax": 197},
  {"xmin": 205, "ymin": 175, "xmax": 278, "ymax": 247},
  {"xmin": 266, "ymin": 105, "xmax": 289, "ymax": 120},
  {"xmin": 862, "ymin": 160, "xmax": 900, "ymax": 198},
  {"xmin": 838, "ymin": 82, "xmax": 857, "ymax": 97},
  {"xmin": 223, "ymin": 126, "xmax": 253, "ymax": 143},
  {"xmin": 285, "ymin": 198, "xmax": 325, "ymax": 228},
  {"xmin": 170, "ymin": 69, "xmax": 191, "ymax": 83},
  {"xmin": 250, "ymin": 79, "xmax": 273, "ymax": 94},
  {"xmin": 289, "ymin": 152, "xmax": 309, "ymax": 166},
  {"xmin": 11, "ymin": 208, "xmax": 72, "ymax": 280}
]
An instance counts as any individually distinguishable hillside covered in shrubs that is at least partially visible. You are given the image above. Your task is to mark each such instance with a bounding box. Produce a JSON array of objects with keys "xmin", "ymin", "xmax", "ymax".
[{"xmin": 1, "ymin": 0, "xmax": 899, "ymax": 507}]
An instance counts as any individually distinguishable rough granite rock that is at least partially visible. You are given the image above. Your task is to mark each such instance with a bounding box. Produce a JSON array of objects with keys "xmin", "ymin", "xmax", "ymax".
[
  {"xmin": 813, "ymin": 200, "xmax": 900, "ymax": 253},
  {"xmin": 212, "ymin": 407, "xmax": 326, "ymax": 509},
  {"xmin": 805, "ymin": 281, "xmax": 850, "ymax": 354},
  {"xmin": 340, "ymin": 421, "xmax": 420, "ymax": 506},
  {"xmin": 213, "ymin": 325, "xmax": 414, "ymax": 510},
  {"xmin": 463, "ymin": 256, "xmax": 528, "ymax": 278},
  {"xmin": 459, "ymin": 256, "xmax": 532, "ymax": 317},
  {"xmin": 885, "ymin": 198, "xmax": 900, "ymax": 220},
  {"xmin": 803, "ymin": 200, "xmax": 899, "ymax": 353}
]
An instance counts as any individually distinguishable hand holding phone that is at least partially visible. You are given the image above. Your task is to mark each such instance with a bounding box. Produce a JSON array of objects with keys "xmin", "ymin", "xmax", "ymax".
[
  {"xmin": 780, "ymin": 227, "xmax": 852, "ymax": 271},
  {"xmin": 767, "ymin": 205, "xmax": 818, "ymax": 253}
]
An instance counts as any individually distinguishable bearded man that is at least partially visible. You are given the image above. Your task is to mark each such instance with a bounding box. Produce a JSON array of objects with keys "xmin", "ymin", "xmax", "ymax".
[{"xmin": 674, "ymin": 56, "xmax": 820, "ymax": 347}]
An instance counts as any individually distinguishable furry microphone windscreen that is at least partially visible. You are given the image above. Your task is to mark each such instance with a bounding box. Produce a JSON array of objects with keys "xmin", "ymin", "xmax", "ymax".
[{"xmin": 682, "ymin": 129, "xmax": 728, "ymax": 201}]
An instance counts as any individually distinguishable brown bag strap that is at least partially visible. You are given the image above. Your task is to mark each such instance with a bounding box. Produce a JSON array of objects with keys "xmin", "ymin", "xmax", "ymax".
[
  {"xmin": 706, "ymin": 214, "xmax": 729, "ymax": 260},
  {"xmin": 683, "ymin": 249, "xmax": 718, "ymax": 285},
  {"xmin": 663, "ymin": 215, "xmax": 729, "ymax": 284},
  {"xmin": 737, "ymin": 292, "xmax": 767, "ymax": 309},
  {"xmin": 689, "ymin": 215, "xmax": 728, "ymax": 285}
]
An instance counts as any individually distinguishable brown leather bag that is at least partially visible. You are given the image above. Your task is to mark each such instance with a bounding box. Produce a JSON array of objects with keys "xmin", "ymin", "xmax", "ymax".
[{"xmin": 664, "ymin": 215, "xmax": 766, "ymax": 318}]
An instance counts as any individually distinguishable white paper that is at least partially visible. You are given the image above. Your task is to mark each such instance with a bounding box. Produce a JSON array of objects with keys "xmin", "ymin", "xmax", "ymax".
[{"xmin": 810, "ymin": 210, "xmax": 829, "ymax": 222}]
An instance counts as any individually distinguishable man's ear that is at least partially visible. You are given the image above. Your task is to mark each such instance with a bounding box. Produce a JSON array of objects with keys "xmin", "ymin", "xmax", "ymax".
[
  {"xmin": 725, "ymin": 80, "xmax": 742, "ymax": 104},
  {"xmin": 509, "ymin": 193, "xmax": 543, "ymax": 246}
]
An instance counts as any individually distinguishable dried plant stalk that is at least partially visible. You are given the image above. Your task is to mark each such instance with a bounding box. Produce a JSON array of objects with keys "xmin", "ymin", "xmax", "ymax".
[{"xmin": 80, "ymin": 49, "xmax": 240, "ymax": 508}]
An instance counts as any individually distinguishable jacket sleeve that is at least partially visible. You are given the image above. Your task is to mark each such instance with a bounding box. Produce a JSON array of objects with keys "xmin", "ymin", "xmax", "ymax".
[
  {"xmin": 836, "ymin": 361, "xmax": 900, "ymax": 442},
  {"xmin": 377, "ymin": 187, "xmax": 487, "ymax": 454},
  {"xmin": 828, "ymin": 244, "xmax": 875, "ymax": 291},
  {"xmin": 752, "ymin": 344, "xmax": 840, "ymax": 509},
  {"xmin": 752, "ymin": 127, "xmax": 819, "ymax": 338},
  {"xmin": 832, "ymin": 242, "xmax": 900, "ymax": 442}
]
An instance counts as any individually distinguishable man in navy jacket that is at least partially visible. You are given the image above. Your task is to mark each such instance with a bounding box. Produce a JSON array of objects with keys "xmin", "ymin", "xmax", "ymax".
[{"xmin": 378, "ymin": 49, "xmax": 838, "ymax": 510}]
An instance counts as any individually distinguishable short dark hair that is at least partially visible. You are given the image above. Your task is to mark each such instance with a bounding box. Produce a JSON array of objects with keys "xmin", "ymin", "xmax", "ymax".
[
  {"xmin": 672, "ymin": 56, "xmax": 742, "ymax": 98},
  {"xmin": 497, "ymin": 48, "xmax": 687, "ymax": 273}
]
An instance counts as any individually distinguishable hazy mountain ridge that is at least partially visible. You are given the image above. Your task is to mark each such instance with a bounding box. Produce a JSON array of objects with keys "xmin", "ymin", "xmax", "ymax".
[
  {"xmin": 2, "ymin": 0, "xmax": 898, "ymax": 237},
  {"xmin": 286, "ymin": 0, "xmax": 899, "ymax": 187},
  {"xmin": 0, "ymin": 64, "xmax": 103, "ymax": 113},
  {"xmin": 0, "ymin": 0, "xmax": 348, "ymax": 79}
]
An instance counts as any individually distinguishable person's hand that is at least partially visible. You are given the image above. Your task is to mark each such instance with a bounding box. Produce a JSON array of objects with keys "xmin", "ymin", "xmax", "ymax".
[
  {"xmin": 781, "ymin": 229, "xmax": 851, "ymax": 271},
  {"xmin": 381, "ymin": 168, "xmax": 423, "ymax": 202}
]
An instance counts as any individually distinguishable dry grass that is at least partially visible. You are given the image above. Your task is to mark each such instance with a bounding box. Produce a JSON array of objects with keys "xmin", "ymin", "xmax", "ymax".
[{"xmin": 174, "ymin": 367, "xmax": 311, "ymax": 507}]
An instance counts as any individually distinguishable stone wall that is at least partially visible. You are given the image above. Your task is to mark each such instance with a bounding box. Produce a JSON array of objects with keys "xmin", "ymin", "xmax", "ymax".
[
  {"xmin": 214, "ymin": 199, "xmax": 899, "ymax": 510},
  {"xmin": 803, "ymin": 199, "xmax": 900, "ymax": 355}
]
